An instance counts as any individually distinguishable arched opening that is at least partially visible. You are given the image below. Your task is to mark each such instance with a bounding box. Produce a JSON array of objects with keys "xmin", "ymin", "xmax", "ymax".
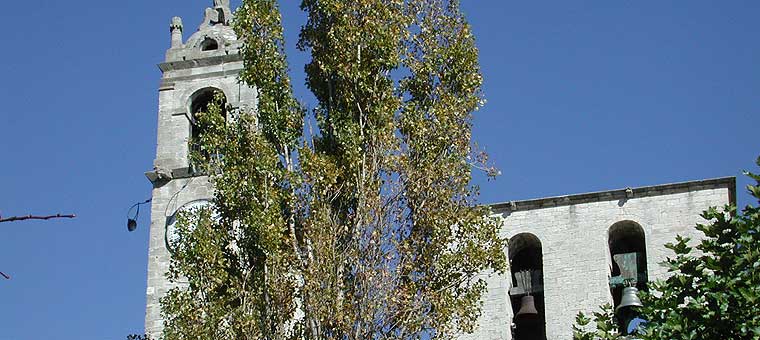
[
  {"xmin": 190, "ymin": 90, "xmax": 220, "ymax": 116},
  {"xmin": 200, "ymin": 37, "xmax": 219, "ymax": 51},
  {"xmin": 509, "ymin": 233, "xmax": 547, "ymax": 340},
  {"xmin": 608, "ymin": 221, "xmax": 648, "ymax": 334},
  {"xmin": 188, "ymin": 88, "xmax": 227, "ymax": 168},
  {"xmin": 608, "ymin": 221, "xmax": 648, "ymax": 297}
]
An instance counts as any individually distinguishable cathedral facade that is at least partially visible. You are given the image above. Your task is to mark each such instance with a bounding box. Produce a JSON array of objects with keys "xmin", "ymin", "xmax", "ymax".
[{"xmin": 144, "ymin": 2, "xmax": 735, "ymax": 339}]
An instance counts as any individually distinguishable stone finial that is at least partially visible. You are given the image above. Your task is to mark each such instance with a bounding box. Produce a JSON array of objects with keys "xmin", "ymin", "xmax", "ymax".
[
  {"xmin": 171, "ymin": 16, "xmax": 183, "ymax": 31},
  {"xmin": 170, "ymin": 17, "xmax": 184, "ymax": 48}
]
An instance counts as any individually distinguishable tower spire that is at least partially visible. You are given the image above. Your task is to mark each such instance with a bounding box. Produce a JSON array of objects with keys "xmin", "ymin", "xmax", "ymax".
[
  {"xmin": 214, "ymin": 0, "xmax": 231, "ymax": 12},
  {"xmin": 199, "ymin": 0, "xmax": 233, "ymax": 30}
]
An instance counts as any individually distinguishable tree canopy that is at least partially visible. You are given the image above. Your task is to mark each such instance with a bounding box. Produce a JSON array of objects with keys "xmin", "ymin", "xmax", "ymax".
[{"xmin": 159, "ymin": 1, "xmax": 507, "ymax": 339}]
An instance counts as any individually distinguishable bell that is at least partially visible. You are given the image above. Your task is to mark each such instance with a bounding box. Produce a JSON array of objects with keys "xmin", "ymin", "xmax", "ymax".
[
  {"xmin": 127, "ymin": 218, "xmax": 138, "ymax": 232},
  {"xmin": 616, "ymin": 286, "xmax": 644, "ymax": 312},
  {"xmin": 516, "ymin": 295, "xmax": 538, "ymax": 317}
]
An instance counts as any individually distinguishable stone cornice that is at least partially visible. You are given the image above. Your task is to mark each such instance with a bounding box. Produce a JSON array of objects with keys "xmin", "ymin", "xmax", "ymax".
[
  {"xmin": 158, "ymin": 53, "xmax": 243, "ymax": 72},
  {"xmin": 490, "ymin": 177, "xmax": 736, "ymax": 213},
  {"xmin": 159, "ymin": 68, "xmax": 244, "ymax": 89}
]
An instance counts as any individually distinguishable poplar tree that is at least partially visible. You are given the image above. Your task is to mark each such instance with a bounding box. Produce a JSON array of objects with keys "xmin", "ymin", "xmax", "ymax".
[{"xmin": 160, "ymin": 1, "xmax": 507, "ymax": 339}]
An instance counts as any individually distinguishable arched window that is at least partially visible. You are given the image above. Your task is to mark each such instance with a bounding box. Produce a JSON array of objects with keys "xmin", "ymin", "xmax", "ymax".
[
  {"xmin": 508, "ymin": 233, "xmax": 547, "ymax": 340},
  {"xmin": 608, "ymin": 221, "xmax": 648, "ymax": 297},
  {"xmin": 200, "ymin": 37, "xmax": 219, "ymax": 51},
  {"xmin": 608, "ymin": 221, "xmax": 648, "ymax": 334},
  {"xmin": 188, "ymin": 88, "xmax": 227, "ymax": 168}
]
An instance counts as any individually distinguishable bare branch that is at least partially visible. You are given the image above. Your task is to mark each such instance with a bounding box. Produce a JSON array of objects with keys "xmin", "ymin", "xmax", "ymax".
[
  {"xmin": 0, "ymin": 213, "xmax": 76, "ymax": 281},
  {"xmin": 0, "ymin": 214, "xmax": 76, "ymax": 223}
]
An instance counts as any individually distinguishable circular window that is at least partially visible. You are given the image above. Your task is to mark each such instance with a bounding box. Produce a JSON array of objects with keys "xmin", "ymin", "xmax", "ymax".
[{"xmin": 165, "ymin": 199, "xmax": 213, "ymax": 255}]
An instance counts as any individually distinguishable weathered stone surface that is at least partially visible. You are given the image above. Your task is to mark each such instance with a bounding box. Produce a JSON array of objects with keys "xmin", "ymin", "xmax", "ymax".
[
  {"xmin": 144, "ymin": 2, "xmax": 257, "ymax": 338},
  {"xmin": 461, "ymin": 177, "xmax": 735, "ymax": 340}
]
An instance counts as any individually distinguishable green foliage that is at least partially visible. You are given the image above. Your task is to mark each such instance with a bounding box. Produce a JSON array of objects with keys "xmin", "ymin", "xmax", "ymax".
[
  {"xmin": 160, "ymin": 1, "xmax": 506, "ymax": 340},
  {"xmin": 573, "ymin": 157, "xmax": 760, "ymax": 340},
  {"xmin": 235, "ymin": 0, "xmax": 304, "ymax": 151},
  {"xmin": 126, "ymin": 335, "xmax": 151, "ymax": 340},
  {"xmin": 572, "ymin": 304, "xmax": 622, "ymax": 340}
]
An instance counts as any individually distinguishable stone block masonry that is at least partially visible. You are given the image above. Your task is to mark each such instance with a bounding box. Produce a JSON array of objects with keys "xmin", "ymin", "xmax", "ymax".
[
  {"xmin": 144, "ymin": 2, "xmax": 258, "ymax": 338},
  {"xmin": 461, "ymin": 177, "xmax": 735, "ymax": 340}
]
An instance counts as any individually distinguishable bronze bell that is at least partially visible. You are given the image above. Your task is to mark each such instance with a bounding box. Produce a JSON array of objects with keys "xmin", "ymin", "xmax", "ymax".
[
  {"xmin": 616, "ymin": 286, "xmax": 644, "ymax": 312},
  {"xmin": 516, "ymin": 295, "xmax": 539, "ymax": 317}
]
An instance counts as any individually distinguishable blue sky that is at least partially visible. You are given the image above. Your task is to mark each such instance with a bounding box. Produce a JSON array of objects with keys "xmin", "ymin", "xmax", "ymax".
[{"xmin": 0, "ymin": 1, "xmax": 758, "ymax": 339}]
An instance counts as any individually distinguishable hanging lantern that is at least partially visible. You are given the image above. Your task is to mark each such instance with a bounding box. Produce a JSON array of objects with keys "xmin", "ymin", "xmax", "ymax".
[
  {"xmin": 126, "ymin": 199, "xmax": 152, "ymax": 232},
  {"xmin": 127, "ymin": 218, "xmax": 138, "ymax": 232}
]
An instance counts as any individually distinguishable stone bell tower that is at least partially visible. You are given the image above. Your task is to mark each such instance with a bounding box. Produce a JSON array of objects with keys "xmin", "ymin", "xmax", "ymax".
[{"xmin": 143, "ymin": 1, "xmax": 257, "ymax": 337}]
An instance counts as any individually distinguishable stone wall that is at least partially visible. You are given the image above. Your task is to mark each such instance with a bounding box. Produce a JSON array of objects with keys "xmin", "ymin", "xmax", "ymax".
[
  {"xmin": 144, "ymin": 4, "xmax": 257, "ymax": 337},
  {"xmin": 145, "ymin": 176, "xmax": 213, "ymax": 336},
  {"xmin": 463, "ymin": 177, "xmax": 735, "ymax": 340}
]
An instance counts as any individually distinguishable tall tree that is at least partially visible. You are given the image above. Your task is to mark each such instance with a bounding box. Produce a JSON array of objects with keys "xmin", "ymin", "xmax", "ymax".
[
  {"xmin": 573, "ymin": 156, "xmax": 760, "ymax": 340},
  {"xmin": 159, "ymin": 1, "xmax": 506, "ymax": 339}
]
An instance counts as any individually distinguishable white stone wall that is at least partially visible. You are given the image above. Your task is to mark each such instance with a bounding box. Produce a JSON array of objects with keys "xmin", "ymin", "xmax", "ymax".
[
  {"xmin": 145, "ymin": 177, "xmax": 213, "ymax": 337},
  {"xmin": 464, "ymin": 181, "xmax": 733, "ymax": 340},
  {"xmin": 154, "ymin": 61, "xmax": 250, "ymax": 171},
  {"xmin": 146, "ymin": 70, "xmax": 254, "ymax": 338},
  {"xmin": 145, "ymin": 9, "xmax": 257, "ymax": 337}
]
